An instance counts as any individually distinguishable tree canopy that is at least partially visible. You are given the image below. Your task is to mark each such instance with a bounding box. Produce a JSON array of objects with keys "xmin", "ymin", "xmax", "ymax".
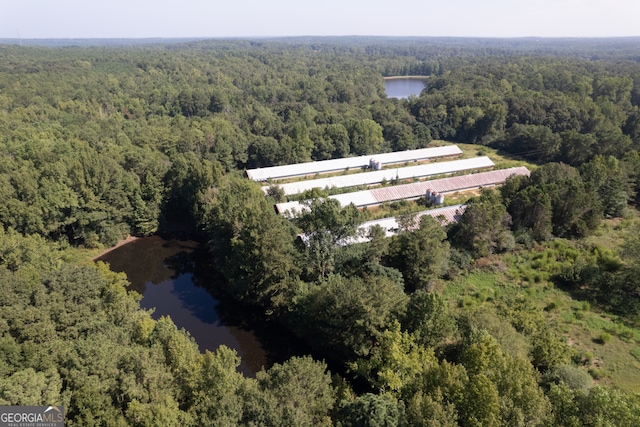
[{"xmin": 2, "ymin": 37, "xmax": 640, "ymax": 426}]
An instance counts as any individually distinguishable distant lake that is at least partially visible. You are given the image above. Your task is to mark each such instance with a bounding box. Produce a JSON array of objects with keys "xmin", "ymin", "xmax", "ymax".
[{"xmin": 384, "ymin": 77, "xmax": 428, "ymax": 99}]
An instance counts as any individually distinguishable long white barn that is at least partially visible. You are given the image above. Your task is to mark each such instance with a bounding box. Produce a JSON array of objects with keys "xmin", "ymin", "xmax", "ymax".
[
  {"xmin": 355, "ymin": 204, "xmax": 468, "ymax": 240},
  {"xmin": 276, "ymin": 166, "xmax": 529, "ymax": 215},
  {"xmin": 246, "ymin": 145, "xmax": 462, "ymax": 181},
  {"xmin": 299, "ymin": 204, "xmax": 468, "ymax": 246},
  {"xmin": 265, "ymin": 156, "xmax": 495, "ymax": 196}
]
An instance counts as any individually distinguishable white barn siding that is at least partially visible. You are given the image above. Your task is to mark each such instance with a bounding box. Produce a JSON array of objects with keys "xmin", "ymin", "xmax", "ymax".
[
  {"xmin": 246, "ymin": 145, "xmax": 462, "ymax": 181},
  {"xmin": 276, "ymin": 166, "xmax": 528, "ymax": 215},
  {"xmin": 339, "ymin": 205, "xmax": 468, "ymax": 245},
  {"xmin": 267, "ymin": 156, "xmax": 495, "ymax": 196}
]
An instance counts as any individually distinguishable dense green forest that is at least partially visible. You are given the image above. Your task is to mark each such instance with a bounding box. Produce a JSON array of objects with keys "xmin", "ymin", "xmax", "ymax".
[{"xmin": 1, "ymin": 37, "xmax": 640, "ymax": 425}]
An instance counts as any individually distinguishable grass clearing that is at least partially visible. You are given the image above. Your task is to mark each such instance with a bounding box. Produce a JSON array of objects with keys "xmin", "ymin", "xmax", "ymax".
[
  {"xmin": 441, "ymin": 217, "xmax": 640, "ymax": 393},
  {"xmin": 455, "ymin": 142, "xmax": 539, "ymax": 170},
  {"xmin": 563, "ymin": 318, "xmax": 640, "ymax": 392}
]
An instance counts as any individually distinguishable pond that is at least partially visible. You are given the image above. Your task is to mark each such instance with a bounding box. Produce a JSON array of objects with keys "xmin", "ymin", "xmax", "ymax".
[
  {"xmin": 384, "ymin": 76, "xmax": 428, "ymax": 99},
  {"xmin": 95, "ymin": 235, "xmax": 269, "ymax": 376}
]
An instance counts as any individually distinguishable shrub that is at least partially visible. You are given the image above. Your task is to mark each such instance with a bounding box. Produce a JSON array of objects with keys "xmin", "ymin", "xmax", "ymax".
[
  {"xmin": 595, "ymin": 332, "xmax": 612, "ymax": 344},
  {"xmin": 545, "ymin": 364, "xmax": 593, "ymax": 391},
  {"xmin": 584, "ymin": 351, "xmax": 594, "ymax": 364},
  {"xmin": 588, "ymin": 367, "xmax": 608, "ymax": 380},
  {"xmin": 615, "ymin": 326, "xmax": 636, "ymax": 342},
  {"xmin": 459, "ymin": 295, "xmax": 476, "ymax": 308},
  {"xmin": 545, "ymin": 301, "xmax": 559, "ymax": 311},
  {"xmin": 572, "ymin": 350, "xmax": 595, "ymax": 365}
]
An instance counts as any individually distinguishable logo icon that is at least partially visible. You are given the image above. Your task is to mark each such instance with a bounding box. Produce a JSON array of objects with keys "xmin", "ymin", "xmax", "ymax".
[{"xmin": 0, "ymin": 405, "xmax": 64, "ymax": 426}]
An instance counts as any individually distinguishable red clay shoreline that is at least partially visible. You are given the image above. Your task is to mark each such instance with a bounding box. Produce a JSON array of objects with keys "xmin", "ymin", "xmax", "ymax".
[{"xmin": 91, "ymin": 235, "xmax": 140, "ymax": 261}]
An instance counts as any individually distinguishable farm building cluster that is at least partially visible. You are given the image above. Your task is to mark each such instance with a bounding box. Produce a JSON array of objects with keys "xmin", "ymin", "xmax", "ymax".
[{"xmin": 246, "ymin": 145, "xmax": 529, "ymax": 243}]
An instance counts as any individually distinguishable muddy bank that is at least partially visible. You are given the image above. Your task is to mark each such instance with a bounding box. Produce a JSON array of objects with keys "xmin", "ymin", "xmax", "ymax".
[{"xmin": 92, "ymin": 235, "xmax": 140, "ymax": 261}]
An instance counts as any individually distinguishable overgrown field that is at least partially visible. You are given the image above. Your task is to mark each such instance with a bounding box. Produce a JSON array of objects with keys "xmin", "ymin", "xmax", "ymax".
[{"xmin": 442, "ymin": 213, "xmax": 640, "ymax": 393}]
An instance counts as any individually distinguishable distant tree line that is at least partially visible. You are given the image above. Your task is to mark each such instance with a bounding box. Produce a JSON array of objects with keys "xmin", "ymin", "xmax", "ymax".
[{"xmin": 1, "ymin": 39, "xmax": 640, "ymax": 246}]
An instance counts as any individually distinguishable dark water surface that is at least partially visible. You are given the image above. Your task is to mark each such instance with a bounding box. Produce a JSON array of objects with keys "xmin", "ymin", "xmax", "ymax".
[
  {"xmin": 96, "ymin": 235, "xmax": 268, "ymax": 376},
  {"xmin": 384, "ymin": 77, "xmax": 428, "ymax": 99}
]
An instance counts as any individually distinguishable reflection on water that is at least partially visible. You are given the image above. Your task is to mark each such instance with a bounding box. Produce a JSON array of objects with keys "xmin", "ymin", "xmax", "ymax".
[
  {"xmin": 96, "ymin": 235, "xmax": 267, "ymax": 376},
  {"xmin": 384, "ymin": 77, "xmax": 427, "ymax": 99}
]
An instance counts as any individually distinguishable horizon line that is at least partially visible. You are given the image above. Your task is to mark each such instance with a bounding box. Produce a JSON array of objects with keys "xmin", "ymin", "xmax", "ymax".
[{"xmin": 2, "ymin": 35, "xmax": 640, "ymax": 40}]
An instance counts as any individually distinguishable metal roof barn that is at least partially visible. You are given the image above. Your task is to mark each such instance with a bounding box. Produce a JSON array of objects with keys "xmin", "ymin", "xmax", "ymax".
[
  {"xmin": 266, "ymin": 156, "xmax": 495, "ymax": 196},
  {"xmin": 298, "ymin": 204, "xmax": 467, "ymax": 246},
  {"xmin": 340, "ymin": 204, "xmax": 468, "ymax": 245},
  {"xmin": 246, "ymin": 145, "xmax": 462, "ymax": 181},
  {"xmin": 369, "ymin": 166, "xmax": 529, "ymax": 205},
  {"xmin": 276, "ymin": 166, "xmax": 528, "ymax": 215}
]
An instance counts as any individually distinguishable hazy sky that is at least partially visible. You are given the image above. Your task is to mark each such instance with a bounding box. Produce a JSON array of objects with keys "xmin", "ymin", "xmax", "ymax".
[{"xmin": 2, "ymin": 0, "xmax": 639, "ymax": 39}]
